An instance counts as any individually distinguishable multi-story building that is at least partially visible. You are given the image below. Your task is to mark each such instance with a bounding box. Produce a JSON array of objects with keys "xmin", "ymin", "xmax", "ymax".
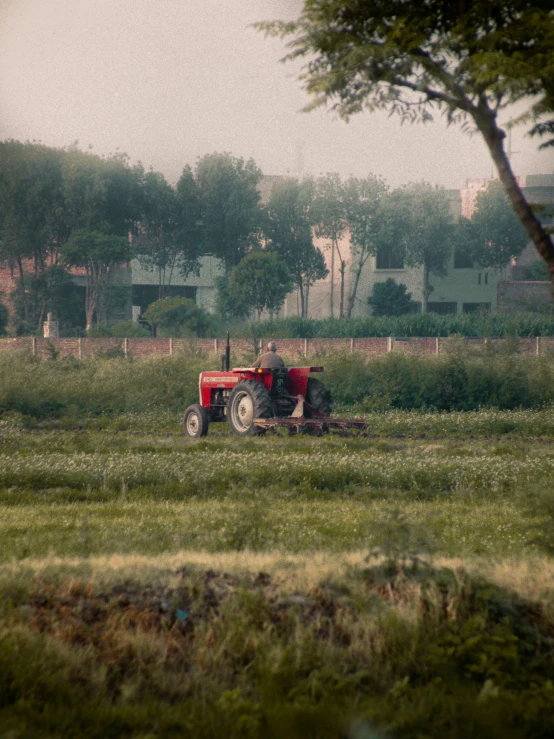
[{"xmin": 281, "ymin": 175, "xmax": 554, "ymax": 318}]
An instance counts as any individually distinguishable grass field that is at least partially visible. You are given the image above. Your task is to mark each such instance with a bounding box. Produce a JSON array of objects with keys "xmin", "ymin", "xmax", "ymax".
[{"xmin": 2, "ymin": 404, "xmax": 554, "ymax": 736}]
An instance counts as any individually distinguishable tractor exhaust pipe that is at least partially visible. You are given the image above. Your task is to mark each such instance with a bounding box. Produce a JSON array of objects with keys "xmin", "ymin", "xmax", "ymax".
[{"xmin": 225, "ymin": 330, "xmax": 230, "ymax": 371}]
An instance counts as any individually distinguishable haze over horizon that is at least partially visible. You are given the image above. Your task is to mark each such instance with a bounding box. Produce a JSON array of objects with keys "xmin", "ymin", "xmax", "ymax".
[{"xmin": 1, "ymin": 0, "xmax": 553, "ymax": 190}]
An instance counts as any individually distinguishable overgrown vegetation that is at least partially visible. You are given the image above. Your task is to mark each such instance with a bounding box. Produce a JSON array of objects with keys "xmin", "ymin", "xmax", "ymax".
[
  {"xmin": 2, "ymin": 557, "xmax": 554, "ymax": 737},
  {"xmin": 1, "ymin": 348, "xmax": 554, "ymax": 421},
  {"xmin": 2, "ymin": 351, "xmax": 554, "ymax": 736},
  {"xmin": 247, "ymin": 312, "xmax": 554, "ymax": 338}
]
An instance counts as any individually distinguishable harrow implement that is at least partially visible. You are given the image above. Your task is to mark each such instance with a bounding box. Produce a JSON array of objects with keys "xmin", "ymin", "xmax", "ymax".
[{"xmin": 253, "ymin": 416, "xmax": 370, "ymax": 436}]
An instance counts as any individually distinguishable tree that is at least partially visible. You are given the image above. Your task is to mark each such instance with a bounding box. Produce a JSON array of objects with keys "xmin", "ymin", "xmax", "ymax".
[
  {"xmin": 0, "ymin": 298, "xmax": 8, "ymax": 336},
  {"xmin": 264, "ymin": 178, "xmax": 328, "ymax": 318},
  {"xmin": 61, "ymin": 149, "xmax": 142, "ymax": 238},
  {"xmin": 368, "ymin": 279, "xmax": 418, "ymax": 317},
  {"xmin": 60, "ymin": 149, "xmax": 142, "ymax": 329},
  {"xmin": 312, "ymin": 173, "xmax": 348, "ymax": 318},
  {"xmin": 466, "ymin": 181, "xmax": 528, "ymax": 274},
  {"xmin": 343, "ymin": 174, "xmax": 389, "ymax": 318},
  {"xmin": 523, "ymin": 261, "xmax": 550, "ymax": 281},
  {"xmin": 143, "ymin": 297, "xmax": 211, "ymax": 337},
  {"xmin": 60, "ymin": 230, "xmax": 132, "ymax": 331},
  {"xmin": 387, "ymin": 183, "xmax": 455, "ymax": 312},
  {"xmin": 195, "ymin": 153, "xmax": 263, "ymax": 275},
  {"xmin": 258, "ymin": 1, "xmax": 554, "ymax": 295},
  {"xmin": 0, "ymin": 141, "xmax": 68, "ymax": 330},
  {"xmin": 135, "ymin": 167, "xmax": 201, "ymax": 298},
  {"xmin": 228, "ymin": 251, "xmax": 292, "ymax": 322}
]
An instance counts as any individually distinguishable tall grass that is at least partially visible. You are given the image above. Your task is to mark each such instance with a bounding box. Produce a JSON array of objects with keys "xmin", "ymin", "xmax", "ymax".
[
  {"xmin": 248, "ymin": 312, "xmax": 554, "ymax": 338},
  {"xmin": 1, "ymin": 347, "xmax": 554, "ymax": 418},
  {"xmin": 324, "ymin": 350, "xmax": 554, "ymax": 410},
  {"xmin": 1, "ymin": 559, "xmax": 554, "ymax": 737},
  {"xmin": 0, "ymin": 350, "xmax": 219, "ymax": 418}
]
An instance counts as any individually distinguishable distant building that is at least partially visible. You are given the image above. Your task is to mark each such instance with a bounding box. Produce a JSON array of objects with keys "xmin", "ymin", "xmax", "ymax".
[{"xmin": 280, "ymin": 175, "xmax": 554, "ymax": 318}]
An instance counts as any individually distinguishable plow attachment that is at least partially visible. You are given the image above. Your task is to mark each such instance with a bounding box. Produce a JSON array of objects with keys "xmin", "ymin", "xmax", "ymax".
[{"xmin": 253, "ymin": 417, "xmax": 370, "ymax": 436}]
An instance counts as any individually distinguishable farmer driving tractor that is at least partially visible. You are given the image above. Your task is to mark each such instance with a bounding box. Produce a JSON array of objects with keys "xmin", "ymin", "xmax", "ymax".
[{"xmin": 253, "ymin": 340, "xmax": 285, "ymax": 369}]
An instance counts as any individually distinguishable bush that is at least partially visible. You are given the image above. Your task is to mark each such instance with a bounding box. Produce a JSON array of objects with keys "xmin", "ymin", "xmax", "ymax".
[
  {"xmin": 143, "ymin": 297, "xmax": 212, "ymax": 337},
  {"xmin": 367, "ymin": 278, "xmax": 418, "ymax": 316},
  {"xmin": 86, "ymin": 324, "xmax": 112, "ymax": 338},
  {"xmin": 0, "ymin": 351, "xmax": 218, "ymax": 418},
  {"xmin": 323, "ymin": 351, "xmax": 554, "ymax": 410},
  {"xmin": 522, "ymin": 260, "xmax": 550, "ymax": 281},
  {"xmin": 1, "ymin": 349, "xmax": 553, "ymax": 420},
  {"xmin": 110, "ymin": 320, "xmax": 150, "ymax": 338},
  {"xmin": 245, "ymin": 312, "xmax": 554, "ymax": 339}
]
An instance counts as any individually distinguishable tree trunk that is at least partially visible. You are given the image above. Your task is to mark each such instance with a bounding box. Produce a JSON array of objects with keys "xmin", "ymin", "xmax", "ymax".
[
  {"xmin": 346, "ymin": 253, "xmax": 370, "ymax": 319},
  {"xmin": 339, "ymin": 259, "xmax": 345, "ymax": 319},
  {"xmin": 305, "ymin": 282, "xmax": 310, "ymax": 318},
  {"xmin": 477, "ymin": 112, "xmax": 554, "ymax": 298},
  {"xmin": 298, "ymin": 281, "xmax": 305, "ymax": 319},
  {"xmin": 422, "ymin": 265, "xmax": 429, "ymax": 313},
  {"xmin": 329, "ymin": 239, "xmax": 335, "ymax": 318},
  {"xmin": 16, "ymin": 256, "xmax": 29, "ymax": 322},
  {"xmin": 85, "ymin": 263, "xmax": 98, "ymax": 331}
]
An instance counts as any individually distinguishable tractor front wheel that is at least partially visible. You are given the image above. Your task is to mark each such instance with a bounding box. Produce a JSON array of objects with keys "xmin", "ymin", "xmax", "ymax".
[
  {"xmin": 227, "ymin": 380, "xmax": 273, "ymax": 436},
  {"xmin": 183, "ymin": 404, "xmax": 209, "ymax": 438}
]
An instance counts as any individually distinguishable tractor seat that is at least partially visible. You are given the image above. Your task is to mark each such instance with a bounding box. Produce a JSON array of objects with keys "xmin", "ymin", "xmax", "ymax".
[{"xmin": 270, "ymin": 367, "xmax": 288, "ymax": 396}]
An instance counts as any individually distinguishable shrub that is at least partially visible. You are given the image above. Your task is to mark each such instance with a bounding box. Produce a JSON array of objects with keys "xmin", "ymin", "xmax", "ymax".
[
  {"xmin": 86, "ymin": 324, "xmax": 112, "ymax": 338},
  {"xmin": 111, "ymin": 320, "xmax": 150, "ymax": 338},
  {"xmin": 143, "ymin": 297, "xmax": 212, "ymax": 337},
  {"xmin": 522, "ymin": 260, "xmax": 550, "ymax": 281},
  {"xmin": 367, "ymin": 278, "xmax": 418, "ymax": 316},
  {"xmin": 245, "ymin": 312, "xmax": 554, "ymax": 339}
]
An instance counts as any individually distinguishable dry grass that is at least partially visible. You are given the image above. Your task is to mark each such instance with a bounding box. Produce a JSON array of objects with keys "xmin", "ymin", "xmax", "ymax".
[{"xmin": 4, "ymin": 550, "xmax": 554, "ymax": 602}]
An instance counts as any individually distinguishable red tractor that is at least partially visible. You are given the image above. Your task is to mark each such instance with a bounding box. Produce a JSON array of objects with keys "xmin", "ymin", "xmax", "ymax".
[{"xmin": 183, "ymin": 335, "xmax": 368, "ymax": 437}]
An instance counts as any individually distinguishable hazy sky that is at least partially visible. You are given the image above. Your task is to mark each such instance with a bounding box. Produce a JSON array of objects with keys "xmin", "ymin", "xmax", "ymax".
[{"xmin": 1, "ymin": 0, "xmax": 553, "ymax": 189}]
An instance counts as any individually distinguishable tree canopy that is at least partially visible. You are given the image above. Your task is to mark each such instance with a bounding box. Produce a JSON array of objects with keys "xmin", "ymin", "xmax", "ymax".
[
  {"xmin": 258, "ymin": 0, "xmax": 554, "ymax": 293},
  {"xmin": 228, "ymin": 251, "xmax": 292, "ymax": 322},
  {"xmin": 264, "ymin": 178, "xmax": 328, "ymax": 319},
  {"xmin": 466, "ymin": 181, "xmax": 529, "ymax": 271},
  {"xmin": 195, "ymin": 152, "xmax": 263, "ymax": 275}
]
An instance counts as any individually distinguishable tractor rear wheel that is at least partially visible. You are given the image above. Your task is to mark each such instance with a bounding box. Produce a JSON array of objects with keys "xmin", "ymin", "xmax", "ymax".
[
  {"xmin": 228, "ymin": 380, "xmax": 273, "ymax": 436},
  {"xmin": 183, "ymin": 404, "xmax": 209, "ymax": 438},
  {"xmin": 306, "ymin": 378, "xmax": 332, "ymax": 417}
]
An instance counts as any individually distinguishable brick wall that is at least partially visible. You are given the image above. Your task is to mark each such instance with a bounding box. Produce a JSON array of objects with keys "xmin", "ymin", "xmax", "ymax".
[{"xmin": 2, "ymin": 336, "xmax": 554, "ymax": 358}]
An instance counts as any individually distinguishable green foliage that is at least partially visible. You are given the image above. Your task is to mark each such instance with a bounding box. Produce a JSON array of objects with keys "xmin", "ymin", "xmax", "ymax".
[
  {"xmin": 110, "ymin": 321, "xmax": 150, "ymax": 338},
  {"xmin": 214, "ymin": 275, "xmax": 251, "ymax": 321},
  {"xmin": 134, "ymin": 166, "xmax": 201, "ymax": 293},
  {"xmin": 143, "ymin": 297, "xmax": 211, "ymax": 337},
  {"xmin": 368, "ymin": 279, "xmax": 418, "ymax": 317},
  {"xmin": 1, "ymin": 561, "xmax": 554, "ymax": 737},
  {"xmin": 343, "ymin": 173, "xmax": 389, "ymax": 317},
  {"xmin": 10, "ymin": 264, "xmax": 84, "ymax": 335},
  {"xmin": 465, "ymin": 181, "xmax": 528, "ymax": 270},
  {"xmin": 258, "ymin": 0, "xmax": 554, "ymax": 286},
  {"xmin": 323, "ymin": 351, "xmax": 554, "ymax": 411},
  {"xmin": 264, "ymin": 177, "xmax": 327, "ymax": 318},
  {"xmin": 86, "ymin": 324, "xmax": 112, "ymax": 338},
  {"xmin": 1, "ymin": 348, "xmax": 554, "ymax": 425},
  {"xmin": 195, "ymin": 152, "xmax": 263, "ymax": 274},
  {"xmin": 248, "ymin": 312, "xmax": 554, "ymax": 339},
  {"xmin": 227, "ymin": 251, "xmax": 292, "ymax": 321},
  {"xmin": 523, "ymin": 260, "xmax": 550, "ymax": 281}
]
